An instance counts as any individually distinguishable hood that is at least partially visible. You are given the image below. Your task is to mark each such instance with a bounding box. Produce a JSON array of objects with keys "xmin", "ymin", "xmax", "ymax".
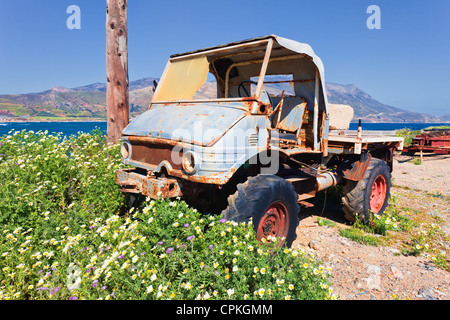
[{"xmin": 122, "ymin": 103, "xmax": 247, "ymax": 147}]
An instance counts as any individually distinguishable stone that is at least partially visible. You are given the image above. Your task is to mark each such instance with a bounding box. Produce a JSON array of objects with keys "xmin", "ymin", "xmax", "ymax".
[
  {"xmin": 308, "ymin": 240, "xmax": 319, "ymax": 250},
  {"xmin": 328, "ymin": 104, "xmax": 354, "ymax": 130},
  {"xmin": 366, "ymin": 265, "xmax": 382, "ymax": 290},
  {"xmin": 417, "ymin": 287, "xmax": 436, "ymax": 300},
  {"xmin": 389, "ymin": 266, "xmax": 404, "ymax": 280},
  {"xmin": 418, "ymin": 263, "xmax": 435, "ymax": 271}
]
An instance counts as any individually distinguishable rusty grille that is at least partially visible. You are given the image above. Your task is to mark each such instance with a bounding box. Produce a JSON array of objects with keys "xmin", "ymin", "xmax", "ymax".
[{"xmin": 130, "ymin": 142, "xmax": 183, "ymax": 170}]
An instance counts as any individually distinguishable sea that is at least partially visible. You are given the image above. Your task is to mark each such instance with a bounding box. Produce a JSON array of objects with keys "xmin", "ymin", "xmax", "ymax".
[{"xmin": 0, "ymin": 121, "xmax": 449, "ymax": 138}]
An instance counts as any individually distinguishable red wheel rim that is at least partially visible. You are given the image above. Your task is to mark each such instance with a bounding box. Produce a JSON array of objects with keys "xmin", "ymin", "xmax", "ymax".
[
  {"xmin": 257, "ymin": 201, "xmax": 289, "ymax": 243},
  {"xmin": 369, "ymin": 175, "xmax": 387, "ymax": 213}
]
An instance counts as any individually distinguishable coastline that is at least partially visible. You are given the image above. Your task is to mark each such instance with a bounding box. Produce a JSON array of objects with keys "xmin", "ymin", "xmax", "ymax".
[
  {"xmin": 1, "ymin": 117, "xmax": 448, "ymax": 125},
  {"xmin": 0, "ymin": 118, "xmax": 106, "ymax": 123}
]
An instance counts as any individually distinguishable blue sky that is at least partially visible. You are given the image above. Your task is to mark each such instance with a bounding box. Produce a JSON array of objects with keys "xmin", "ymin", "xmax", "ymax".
[{"xmin": 0, "ymin": 0, "xmax": 449, "ymax": 115}]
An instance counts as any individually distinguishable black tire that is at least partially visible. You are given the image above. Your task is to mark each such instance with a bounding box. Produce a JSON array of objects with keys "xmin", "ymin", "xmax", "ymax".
[
  {"xmin": 221, "ymin": 174, "xmax": 300, "ymax": 247},
  {"xmin": 128, "ymin": 193, "xmax": 145, "ymax": 209},
  {"xmin": 342, "ymin": 158, "xmax": 391, "ymax": 223}
]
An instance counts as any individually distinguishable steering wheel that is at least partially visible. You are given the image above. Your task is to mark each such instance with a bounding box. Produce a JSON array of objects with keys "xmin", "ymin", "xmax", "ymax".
[{"xmin": 237, "ymin": 80, "xmax": 258, "ymax": 97}]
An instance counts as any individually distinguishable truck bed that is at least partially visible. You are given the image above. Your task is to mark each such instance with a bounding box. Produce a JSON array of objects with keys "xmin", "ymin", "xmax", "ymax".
[{"xmin": 327, "ymin": 130, "xmax": 404, "ymax": 154}]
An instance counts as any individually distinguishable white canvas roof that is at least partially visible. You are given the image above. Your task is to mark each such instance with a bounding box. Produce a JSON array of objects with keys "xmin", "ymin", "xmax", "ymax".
[{"xmin": 171, "ymin": 35, "xmax": 328, "ymax": 114}]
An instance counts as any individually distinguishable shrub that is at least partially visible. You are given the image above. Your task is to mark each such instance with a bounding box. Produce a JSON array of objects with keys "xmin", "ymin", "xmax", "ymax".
[
  {"xmin": 395, "ymin": 128, "xmax": 421, "ymax": 146},
  {"xmin": 0, "ymin": 130, "xmax": 335, "ymax": 300},
  {"xmin": 0, "ymin": 129, "xmax": 123, "ymax": 234}
]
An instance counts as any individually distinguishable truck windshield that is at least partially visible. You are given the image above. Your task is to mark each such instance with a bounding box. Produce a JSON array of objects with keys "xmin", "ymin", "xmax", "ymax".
[
  {"xmin": 154, "ymin": 56, "xmax": 213, "ymax": 101},
  {"xmin": 152, "ymin": 39, "xmax": 273, "ymax": 103}
]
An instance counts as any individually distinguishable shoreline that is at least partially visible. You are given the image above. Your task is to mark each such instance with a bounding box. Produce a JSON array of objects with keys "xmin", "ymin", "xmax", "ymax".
[
  {"xmin": 0, "ymin": 119, "xmax": 106, "ymax": 123},
  {"xmin": 1, "ymin": 118, "xmax": 449, "ymax": 125}
]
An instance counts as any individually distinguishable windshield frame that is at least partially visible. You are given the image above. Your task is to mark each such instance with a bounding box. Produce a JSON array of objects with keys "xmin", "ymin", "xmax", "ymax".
[{"xmin": 150, "ymin": 38, "xmax": 274, "ymax": 107}]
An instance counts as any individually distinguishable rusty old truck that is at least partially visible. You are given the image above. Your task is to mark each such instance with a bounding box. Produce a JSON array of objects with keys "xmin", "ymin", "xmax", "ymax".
[{"xmin": 115, "ymin": 35, "xmax": 404, "ymax": 247}]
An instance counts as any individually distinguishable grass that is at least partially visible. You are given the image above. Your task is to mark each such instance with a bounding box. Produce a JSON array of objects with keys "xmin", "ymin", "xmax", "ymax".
[
  {"xmin": 0, "ymin": 129, "xmax": 335, "ymax": 300},
  {"xmin": 338, "ymin": 228, "xmax": 381, "ymax": 246},
  {"xmin": 337, "ymin": 192, "xmax": 449, "ymax": 271},
  {"xmin": 322, "ymin": 178, "xmax": 448, "ymax": 270},
  {"xmin": 316, "ymin": 217, "xmax": 336, "ymax": 228},
  {"xmin": 424, "ymin": 125, "xmax": 450, "ymax": 129}
]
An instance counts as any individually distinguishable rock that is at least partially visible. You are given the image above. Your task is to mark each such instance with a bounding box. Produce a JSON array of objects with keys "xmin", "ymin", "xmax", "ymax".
[
  {"xmin": 417, "ymin": 287, "xmax": 436, "ymax": 300},
  {"xmin": 328, "ymin": 104, "xmax": 354, "ymax": 130},
  {"xmin": 389, "ymin": 266, "xmax": 404, "ymax": 280},
  {"xmin": 418, "ymin": 263, "xmax": 435, "ymax": 271},
  {"xmin": 428, "ymin": 209, "xmax": 443, "ymax": 219},
  {"xmin": 308, "ymin": 240, "xmax": 318, "ymax": 250},
  {"xmin": 366, "ymin": 265, "xmax": 382, "ymax": 290},
  {"xmin": 385, "ymin": 247, "xmax": 401, "ymax": 255}
]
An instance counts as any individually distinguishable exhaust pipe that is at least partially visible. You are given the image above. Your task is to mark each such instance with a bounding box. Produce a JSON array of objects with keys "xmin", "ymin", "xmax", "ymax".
[{"xmin": 316, "ymin": 172, "xmax": 341, "ymax": 192}]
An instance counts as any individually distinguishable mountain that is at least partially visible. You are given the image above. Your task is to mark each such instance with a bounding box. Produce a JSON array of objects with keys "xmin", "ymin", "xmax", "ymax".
[
  {"xmin": 0, "ymin": 78, "xmax": 444, "ymax": 122},
  {"xmin": 325, "ymin": 83, "xmax": 441, "ymax": 123},
  {"xmin": 0, "ymin": 87, "xmax": 107, "ymax": 119}
]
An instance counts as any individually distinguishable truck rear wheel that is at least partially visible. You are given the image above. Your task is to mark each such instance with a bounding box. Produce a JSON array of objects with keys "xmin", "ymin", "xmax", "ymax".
[
  {"xmin": 342, "ymin": 158, "xmax": 391, "ymax": 223},
  {"xmin": 221, "ymin": 175, "xmax": 300, "ymax": 247}
]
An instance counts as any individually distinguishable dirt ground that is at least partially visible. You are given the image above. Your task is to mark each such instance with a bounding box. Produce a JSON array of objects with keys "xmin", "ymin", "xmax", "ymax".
[{"xmin": 292, "ymin": 153, "xmax": 450, "ymax": 300}]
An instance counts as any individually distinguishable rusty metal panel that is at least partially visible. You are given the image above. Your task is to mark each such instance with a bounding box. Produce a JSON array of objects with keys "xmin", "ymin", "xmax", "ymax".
[
  {"xmin": 341, "ymin": 153, "xmax": 372, "ymax": 181},
  {"xmin": 128, "ymin": 142, "xmax": 182, "ymax": 171},
  {"xmin": 122, "ymin": 103, "xmax": 247, "ymax": 147},
  {"xmin": 274, "ymin": 96, "xmax": 306, "ymax": 132},
  {"xmin": 116, "ymin": 168, "xmax": 182, "ymax": 199}
]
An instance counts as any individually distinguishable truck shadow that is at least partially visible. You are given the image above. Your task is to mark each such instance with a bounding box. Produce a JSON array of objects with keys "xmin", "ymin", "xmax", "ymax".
[
  {"xmin": 298, "ymin": 189, "xmax": 352, "ymax": 226},
  {"xmin": 397, "ymin": 153, "xmax": 450, "ymax": 163}
]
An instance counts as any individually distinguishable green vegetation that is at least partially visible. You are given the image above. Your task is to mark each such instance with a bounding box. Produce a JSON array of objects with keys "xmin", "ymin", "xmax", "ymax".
[
  {"xmin": 0, "ymin": 103, "xmax": 34, "ymax": 117},
  {"xmin": 316, "ymin": 217, "xmax": 336, "ymax": 228},
  {"xmin": 337, "ymin": 193, "xmax": 449, "ymax": 271},
  {"xmin": 0, "ymin": 129, "xmax": 335, "ymax": 300},
  {"xmin": 338, "ymin": 228, "xmax": 381, "ymax": 246},
  {"xmin": 338, "ymin": 206, "xmax": 406, "ymax": 247},
  {"xmin": 395, "ymin": 128, "xmax": 421, "ymax": 146},
  {"xmin": 424, "ymin": 125, "xmax": 450, "ymax": 129}
]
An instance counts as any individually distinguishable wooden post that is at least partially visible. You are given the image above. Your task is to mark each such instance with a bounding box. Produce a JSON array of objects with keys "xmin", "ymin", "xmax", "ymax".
[{"xmin": 106, "ymin": 0, "xmax": 129, "ymax": 145}]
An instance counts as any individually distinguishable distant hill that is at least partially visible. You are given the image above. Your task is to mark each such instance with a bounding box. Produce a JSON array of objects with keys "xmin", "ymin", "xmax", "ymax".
[
  {"xmin": 325, "ymin": 83, "xmax": 441, "ymax": 123},
  {"xmin": 0, "ymin": 77, "xmax": 443, "ymax": 123}
]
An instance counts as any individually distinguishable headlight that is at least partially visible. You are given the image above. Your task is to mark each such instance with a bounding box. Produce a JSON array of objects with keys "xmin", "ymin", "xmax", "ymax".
[
  {"xmin": 181, "ymin": 151, "xmax": 200, "ymax": 175},
  {"xmin": 120, "ymin": 140, "xmax": 131, "ymax": 159}
]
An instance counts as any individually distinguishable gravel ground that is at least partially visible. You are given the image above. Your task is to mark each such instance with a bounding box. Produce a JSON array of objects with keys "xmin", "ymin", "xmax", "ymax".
[
  {"xmin": 292, "ymin": 153, "xmax": 450, "ymax": 300},
  {"xmin": 393, "ymin": 153, "xmax": 450, "ymax": 197}
]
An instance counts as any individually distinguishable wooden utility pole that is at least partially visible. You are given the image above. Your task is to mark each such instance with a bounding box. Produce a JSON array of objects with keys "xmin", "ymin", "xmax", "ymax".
[{"xmin": 106, "ymin": 0, "xmax": 129, "ymax": 144}]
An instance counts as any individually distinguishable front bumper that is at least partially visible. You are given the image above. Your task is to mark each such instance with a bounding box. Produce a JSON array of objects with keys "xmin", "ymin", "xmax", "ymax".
[{"xmin": 115, "ymin": 168, "xmax": 182, "ymax": 199}]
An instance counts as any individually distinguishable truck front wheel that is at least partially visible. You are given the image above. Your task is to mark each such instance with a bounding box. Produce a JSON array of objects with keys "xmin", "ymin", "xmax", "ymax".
[
  {"xmin": 342, "ymin": 158, "xmax": 391, "ymax": 223},
  {"xmin": 221, "ymin": 174, "xmax": 300, "ymax": 247}
]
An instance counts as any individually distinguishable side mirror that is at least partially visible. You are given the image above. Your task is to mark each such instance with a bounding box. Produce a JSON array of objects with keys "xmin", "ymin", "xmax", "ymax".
[{"xmin": 152, "ymin": 80, "xmax": 158, "ymax": 92}]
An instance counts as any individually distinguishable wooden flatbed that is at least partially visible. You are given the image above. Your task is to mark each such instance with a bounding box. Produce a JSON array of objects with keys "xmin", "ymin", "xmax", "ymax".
[{"xmin": 327, "ymin": 130, "xmax": 404, "ymax": 155}]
